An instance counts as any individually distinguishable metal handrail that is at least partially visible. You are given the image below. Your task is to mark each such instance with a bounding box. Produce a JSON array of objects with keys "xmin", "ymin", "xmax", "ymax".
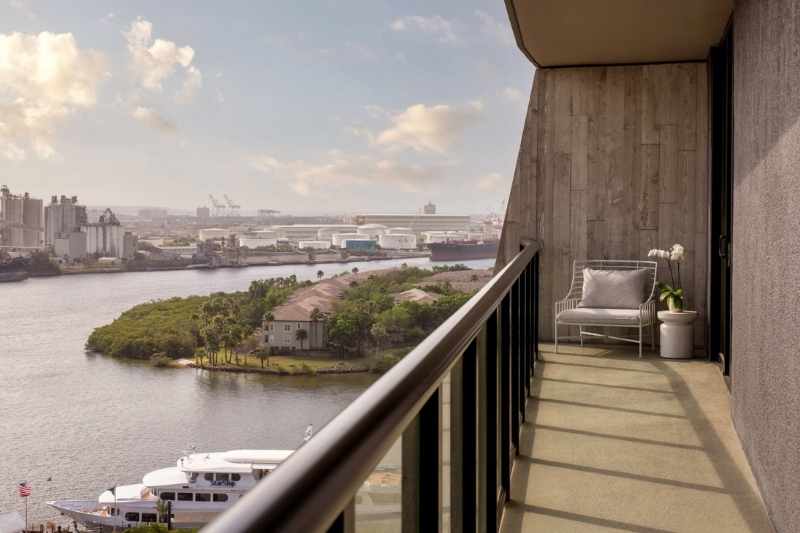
[{"xmin": 203, "ymin": 243, "xmax": 540, "ymax": 533}]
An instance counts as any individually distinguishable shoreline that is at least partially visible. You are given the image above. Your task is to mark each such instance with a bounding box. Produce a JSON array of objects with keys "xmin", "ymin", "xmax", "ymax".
[
  {"xmin": 183, "ymin": 361, "xmax": 375, "ymax": 376},
  {"xmin": 53, "ymin": 252, "xmax": 434, "ymax": 277}
]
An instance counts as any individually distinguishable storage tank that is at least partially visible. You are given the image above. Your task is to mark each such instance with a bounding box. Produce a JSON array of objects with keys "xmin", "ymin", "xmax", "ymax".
[
  {"xmin": 422, "ymin": 231, "xmax": 448, "ymax": 244},
  {"xmin": 387, "ymin": 227, "xmax": 413, "ymax": 235},
  {"xmin": 298, "ymin": 240, "xmax": 331, "ymax": 250},
  {"xmin": 199, "ymin": 228, "xmax": 230, "ymax": 241},
  {"xmin": 317, "ymin": 225, "xmax": 358, "ymax": 240},
  {"xmin": 332, "ymin": 233, "xmax": 369, "ymax": 248},
  {"xmin": 378, "ymin": 233, "xmax": 417, "ymax": 250},
  {"xmin": 357, "ymin": 224, "xmax": 388, "ymax": 240}
]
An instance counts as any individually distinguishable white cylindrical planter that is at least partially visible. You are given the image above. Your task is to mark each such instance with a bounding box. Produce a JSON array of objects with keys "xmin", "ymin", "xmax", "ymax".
[{"xmin": 658, "ymin": 311, "xmax": 698, "ymax": 359}]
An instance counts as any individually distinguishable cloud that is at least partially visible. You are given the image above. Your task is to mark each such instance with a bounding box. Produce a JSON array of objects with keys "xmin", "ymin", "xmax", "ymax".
[
  {"xmin": 501, "ymin": 87, "xmax": 525, "ymax": 102},
  {"xmin": 131, "ymin": 106, "xmax": 176, "ymax": 132},
  {"xmin": 390, "ymin": 15, "xmax": 459, "ymax": 44},
  {"xmin": 9, "ymin": 0, "xmax": 35, "ymax": 19},
  {"xmin": 250, "ymin": 152, "xmax": 443, "ymax": 196},
  {"xmin": 475, "ymin": 10, "xmax": 515, "ymax": 46},
  {"xmin": 376, "ymin": 102, "xmax": 483, "ymax": 153},
  {"xmin": 0, "ymin": 31, "xmax": 107, "ymax": 160},
  {"xmin": 124, "ymin": 18, "xmax": 201, "ymax": 101},
  {"xmin": 477, "ymin": 172, "xmax": 505, "ymax": 191}
]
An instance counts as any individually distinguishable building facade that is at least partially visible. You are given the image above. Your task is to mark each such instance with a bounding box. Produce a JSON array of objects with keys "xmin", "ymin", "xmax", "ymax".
[
  {"xmin": 354, "ymin": 214, "xmax": 470, "ymax": 234},
  {"xmin": 45, "ymin": 195, "xmax": 87, "ymax": 247},
  {"xmin": 82, "ymin": 209, "xmax": 124, "ymax": 258},
  {"xmin": 1, "ymin": 186, "xmax": 43, "ymax": 248}
]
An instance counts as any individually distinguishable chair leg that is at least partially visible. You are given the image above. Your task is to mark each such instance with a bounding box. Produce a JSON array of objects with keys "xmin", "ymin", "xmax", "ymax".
[
  {"xmin": 579, "ymin": 326, "xmax": 584, "ymax": 347},
  {"xmin": 554, "ymin": 319, "xmax": 559, "ymax": 353},
  {"xmin": 638, "ymin": 326, "xmax": 643, "ymax": 358}
]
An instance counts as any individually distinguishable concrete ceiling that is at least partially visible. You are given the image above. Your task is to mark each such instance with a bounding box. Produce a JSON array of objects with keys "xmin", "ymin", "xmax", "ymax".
[{"xmin": 505, "ymin": 0, "xmax": 733, "ymax": 67}]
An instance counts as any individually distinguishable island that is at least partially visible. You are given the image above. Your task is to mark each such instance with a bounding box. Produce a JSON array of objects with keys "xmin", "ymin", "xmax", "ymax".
[{"xmin": 87, "ymin": 265, "xmax": 492, "ymax": 375}]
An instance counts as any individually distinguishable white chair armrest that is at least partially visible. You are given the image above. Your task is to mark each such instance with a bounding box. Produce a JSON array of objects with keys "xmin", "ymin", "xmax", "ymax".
[{"xmin": 639, "ymin": 299, "xmax": 656, "ymax": 325}]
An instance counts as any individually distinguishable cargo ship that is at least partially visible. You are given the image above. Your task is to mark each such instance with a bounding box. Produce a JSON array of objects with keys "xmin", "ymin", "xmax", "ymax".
[
  {"xmin": 0, "ymin": 257, "xmax": 30, "ymax": 282},
  {"xmin": 429, "ymin": 240, "xmax": 499, "ymax": 261}
]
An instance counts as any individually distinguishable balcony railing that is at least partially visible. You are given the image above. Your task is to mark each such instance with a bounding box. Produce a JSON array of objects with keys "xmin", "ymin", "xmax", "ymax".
[{"xmin": 203, "ymin": 243, "xmax": 540, "ymax": 533}]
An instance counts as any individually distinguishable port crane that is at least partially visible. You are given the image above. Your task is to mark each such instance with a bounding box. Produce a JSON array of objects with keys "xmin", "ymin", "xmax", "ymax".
[
  {"xmin": 223, "ymin": 194, "xmax": 241, "ymax": 217},
  {"xmin": 208, "ymin": 194, "xmax": 226, "ymax": 217}
]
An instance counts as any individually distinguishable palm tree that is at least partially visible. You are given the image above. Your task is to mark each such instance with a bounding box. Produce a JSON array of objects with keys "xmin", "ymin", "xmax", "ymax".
[
  {"xmin": 317, "ymin": 270, "xmax": 324, "ymax": 280},
  {"xmin": 295, "ymin": 328, "xmax": 308, "ymax": 351}
]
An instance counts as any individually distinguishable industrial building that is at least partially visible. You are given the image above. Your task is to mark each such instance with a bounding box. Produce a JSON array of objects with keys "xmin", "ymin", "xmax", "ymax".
[
  {"xmin": 422, "ymin": 201, "xmax": 436, "ymax": 215},
  {"xmin": 238, "ymin": 230, "xmax": 279, "ymax": 249},
  {"xmin": 316, "ymin": 225, "xmax": 358, "ymax": 241},
  {"xmin": 53, "ymin": 232, "xmax": 87, "ymax": 259},
  {"xmin": 45, "ymin": 195, "xmax": 88, "ymax": 249},
  {"xmin": 1, "ymin": 186, "xmax": 43, "ymax": 248},
  {"xmin": 331, "ymin": 233, "xmax": 369, "ymax": 248},
  {"xmin": 83, "ymin": 209, "xmax": 125, "ymax": 258},
  {"xmin": 342, "ymin": 239, "xmax": 377, "ymax": 253},
  {"xmin": 353, "ymin": 214, "xmax": 470, "ymax": 234},
  {"xmin": 196, "ymin": 206, "xmax": 211, "ymax": 220},
  {"xmin": 378, "ymin": 233, "xmax": 417, "ymax": 250}
]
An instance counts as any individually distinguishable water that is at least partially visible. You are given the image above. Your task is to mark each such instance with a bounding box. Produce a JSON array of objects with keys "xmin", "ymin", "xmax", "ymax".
[{"xmin": 0, "ymin": 257, "xmax": 493, "ymax": 525}]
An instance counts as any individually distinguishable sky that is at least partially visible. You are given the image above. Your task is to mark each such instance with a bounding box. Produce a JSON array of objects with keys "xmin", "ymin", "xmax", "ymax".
[{"xmin": 0, "ymin": 0, "xmax": 534, "ymax": 215}]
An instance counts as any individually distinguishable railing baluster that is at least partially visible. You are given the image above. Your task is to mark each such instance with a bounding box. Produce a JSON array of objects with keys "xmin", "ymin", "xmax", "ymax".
[
  {"xmin": 522, "ymin": 267, "xmax": 530, "ymax": 396},
  {"xmin": 402, "ymin": 388, "xmax": 441, "ymax": 533},
  {"xmin": 484, "ymin": 312, "xmax": 499, "ymax": 532},
  {"xmin": 534, "ymin": 254, "xmax": 540, "ymax": 363},
  {"xmin": 514, "ymin": 281, "xmax": 525, "ymax": 424},
  {"xmin": 463, "ymin": 339, "xmax": 478, "ymax": 532},
  {"xmin": 326, "ymin": 499, "xmax": 355, "ymax": 533},
  {"xmin": 509, "ymin": 287, "xmax": 521, "ymax": 454},
  {"xmin": 500, "ymin": 294, "xmax": 512, "ymax": 494}
]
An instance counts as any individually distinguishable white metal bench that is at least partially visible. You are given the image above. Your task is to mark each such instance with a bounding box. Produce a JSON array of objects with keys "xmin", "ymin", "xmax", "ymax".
[{"xmin": 554, "ymin": 260, "xmax": 658, "ymax": 358}]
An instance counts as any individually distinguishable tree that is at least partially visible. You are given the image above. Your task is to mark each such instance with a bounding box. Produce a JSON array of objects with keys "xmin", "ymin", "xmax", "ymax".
[
  {"xmin": 310, "ymin": 307, "xmax": 324, "ymax": 323},
  {"xmin": 351, "ymin": 267, "xmax": 359, "ymax": 274},
  {"xmin": 317, "ymin": 270, "xmax": 324, "ymax": 280},
  {"xmin": 295, "ymin": 328, "xmax": 308, "ymax": 351}
]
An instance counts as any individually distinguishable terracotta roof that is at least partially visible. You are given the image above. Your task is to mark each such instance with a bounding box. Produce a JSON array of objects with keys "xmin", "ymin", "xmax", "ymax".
[
  {"xmin": 270, "ymin": 276, "xmax": 351, "ymax": 322},
  {"xmin": 393, "ymin": 288, "xmax": 440, "ymax": 304}
]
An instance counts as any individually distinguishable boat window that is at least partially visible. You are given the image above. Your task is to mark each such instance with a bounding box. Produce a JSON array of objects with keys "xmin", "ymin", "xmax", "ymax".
[
  {"xmin": 204, "ymin": 472, "xmax": 213, "ymax": 481},
  {"xmin": 231, "ymin": 473, "xmax": 241, "ymax": 481},
  {"xmin": 160, "ymin": 492, "xmax": 175, "ymax": 501},
  {"xmin": 216, "ymin": 473, "xmax": 230, "ymax": 482},
  {"xmin": 213, "ymin": 493, "xmax": 228, "ymax": 502},
  {"xmin": 190, "ymin": 473, "xmax": 198, "ymax": 482},
  {"xmin": 195, "ymin": 493, "xmax": 211, "ymax": 502},
  {"xmin": 125, "ymin": 512, "xmax": 140, "ymax": 522},
  {"xmin": 141, "ymin": 513, "xmax": 157, "ymax": 523},
  {"xmin": 177, "ymin": 492, "xmax": 193, "ymax": 501}
]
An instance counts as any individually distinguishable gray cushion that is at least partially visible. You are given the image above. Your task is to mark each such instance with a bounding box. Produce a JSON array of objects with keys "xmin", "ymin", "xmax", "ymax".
[
  {"xmin": 557, "ymin": 308, "xmax": 642, "ymax": 325},
  {"xmin": 577, "ymin": 268, "xmax": 647, "ymax": 309}
]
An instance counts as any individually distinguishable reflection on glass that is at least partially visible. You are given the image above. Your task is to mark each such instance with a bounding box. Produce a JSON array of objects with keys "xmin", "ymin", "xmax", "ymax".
[{"xmin": 356, "ymin": 436, "xmax": 401, "ymax": 532}]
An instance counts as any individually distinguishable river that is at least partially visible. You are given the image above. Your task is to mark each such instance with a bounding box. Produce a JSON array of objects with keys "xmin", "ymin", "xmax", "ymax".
[{"xmin": 0, "ymin": 257, "xmax": 493, "ymax": 525}]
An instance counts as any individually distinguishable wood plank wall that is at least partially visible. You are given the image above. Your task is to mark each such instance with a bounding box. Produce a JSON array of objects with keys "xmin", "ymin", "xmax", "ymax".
[{"xmin": 498, "ymin": 63, "xmax": 709, "ymax": 347}]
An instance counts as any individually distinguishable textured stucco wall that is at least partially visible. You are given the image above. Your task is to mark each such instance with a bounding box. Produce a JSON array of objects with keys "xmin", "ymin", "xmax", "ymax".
[{"xmin": 732, "ymin": 1, "xmax": 800, "ymax": 531}]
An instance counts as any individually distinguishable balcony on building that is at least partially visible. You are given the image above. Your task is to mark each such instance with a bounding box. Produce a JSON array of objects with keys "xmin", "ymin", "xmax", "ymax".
[{"xmin": 202, "ymin": 1, "xmax": 797, "ymax": 532}]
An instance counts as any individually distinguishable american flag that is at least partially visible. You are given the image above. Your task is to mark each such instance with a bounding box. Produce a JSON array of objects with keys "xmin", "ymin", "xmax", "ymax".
[{"xmin": 18, "ymin": 482, "xmax": 31, "ymax": 497}]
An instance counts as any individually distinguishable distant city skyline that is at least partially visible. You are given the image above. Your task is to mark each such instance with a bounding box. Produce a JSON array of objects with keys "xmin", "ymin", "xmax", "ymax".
[{"xmin": 0, "ymin": 1, "xmax": 533, "ymax": 215}]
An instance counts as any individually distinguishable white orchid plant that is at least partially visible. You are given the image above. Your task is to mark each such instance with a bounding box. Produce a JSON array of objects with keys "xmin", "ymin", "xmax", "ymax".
[{"xmin": 648, "ymin": 244, "xmax": 686, "ymax": 311}]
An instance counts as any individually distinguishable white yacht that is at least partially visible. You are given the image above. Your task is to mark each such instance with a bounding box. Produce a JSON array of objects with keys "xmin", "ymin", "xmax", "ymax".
[{"xmin": 48, "ymin": 449, "xmax": 293, "ymax": 531}]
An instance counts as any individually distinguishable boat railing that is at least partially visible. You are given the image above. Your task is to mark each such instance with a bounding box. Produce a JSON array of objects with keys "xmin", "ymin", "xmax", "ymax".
[{"xmin": 203, "ymin": 242, "xmax": 541, "ymax": 532}]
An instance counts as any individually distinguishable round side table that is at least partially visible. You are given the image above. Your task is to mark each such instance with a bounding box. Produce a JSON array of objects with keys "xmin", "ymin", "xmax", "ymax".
[{"xmin": 657, "ymin": 311, "xmax": 697, "ymax": 359}]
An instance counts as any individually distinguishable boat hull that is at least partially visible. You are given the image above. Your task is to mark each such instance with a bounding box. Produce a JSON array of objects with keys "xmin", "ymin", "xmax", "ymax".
[
  {"xmin": 0, "ymin": 270, "xmax": 28, "ymax": 282},
  {"xmin": 429, "ymin": 241, "xmax": 498, "ymax": 261}
]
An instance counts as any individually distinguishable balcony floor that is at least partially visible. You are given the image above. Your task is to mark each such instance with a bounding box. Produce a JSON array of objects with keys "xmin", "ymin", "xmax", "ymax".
[{"xmin": 501, "ymin": 344, "xmax": 774, "ymax": 533}]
